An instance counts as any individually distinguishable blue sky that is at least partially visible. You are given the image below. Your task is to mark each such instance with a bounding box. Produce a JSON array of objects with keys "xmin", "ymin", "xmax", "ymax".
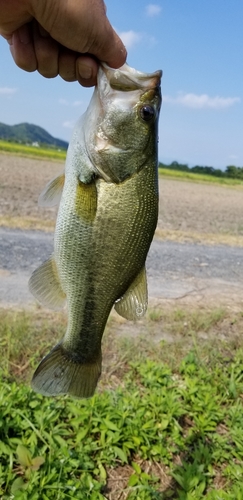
[{"xmin": 0, "ymin": 0, "xmax": 242, "ymax": 169}]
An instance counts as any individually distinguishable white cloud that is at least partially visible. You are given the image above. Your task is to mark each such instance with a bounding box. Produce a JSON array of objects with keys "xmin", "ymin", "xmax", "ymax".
[
  {"xmin": 116, "ymin": 27, "xmax": 157, "ymax": 49},
  {"xmin": 147, "ymin": 35, "xmax": 157, "ymax": 47},
  {"xmin": 0, "ymin": 87, "xmax": 17, "ymax": 95},
  {"xmin": 163, "ymin": 92, "xmax": 241, "ymax": 109},
  {"xmin": 72, "ymin": 100, "xmax": 83, "ymax": 107},
  {"xmin": 62, "ymin": 120, "xmax": 75, "ymax": 129},
  {"xmin": 59, "ymin": 99, "xmax": 84, "ymax": 107},
  {"xmin": 118, "ymin": 30, "xmax": 142, "ymax": 49},
  {"xmin": 59, "ymin": 98, "xmax": 69, "ymax": 105},
  {"xmin": 146, "ymin": 4, "xmax": 162, "ymax": 17}
]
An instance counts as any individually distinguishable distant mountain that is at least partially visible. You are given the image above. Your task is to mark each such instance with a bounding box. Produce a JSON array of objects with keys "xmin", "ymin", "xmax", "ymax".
[{"xmin": 0, "ymin": 122, "xmax": 68, "ymax": 149}]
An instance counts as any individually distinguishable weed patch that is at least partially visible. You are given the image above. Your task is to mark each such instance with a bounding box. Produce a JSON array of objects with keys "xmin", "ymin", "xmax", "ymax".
[
  {"xmin": 0, "ymin": 141, "xmax": 66, "ymax": 161},
  {"xmin": 1, "ymin": 307, "xmax": 243, "ymax": 498},
  {"xmin": 158, "ymin": 168, "xmax": 243, "ymax": 187}
]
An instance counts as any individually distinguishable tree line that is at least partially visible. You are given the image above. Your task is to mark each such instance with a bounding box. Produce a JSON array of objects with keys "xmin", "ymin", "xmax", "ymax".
[{"xmin": 159, "ymin": 161, "xmax": 243, "ymax": 180}]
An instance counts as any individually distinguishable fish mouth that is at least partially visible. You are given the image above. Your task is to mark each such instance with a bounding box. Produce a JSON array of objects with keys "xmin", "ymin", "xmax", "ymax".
[
  {"xmin": 96, "ymin": 63, "xmax": 162, "ymax": 118},
  {"xmin": 100, "ymin": 63, "xmax": 162, "ymax": 92},
  {"xmin": 83, "ymin": 63, "xmax": 162, "ymax": 184}
]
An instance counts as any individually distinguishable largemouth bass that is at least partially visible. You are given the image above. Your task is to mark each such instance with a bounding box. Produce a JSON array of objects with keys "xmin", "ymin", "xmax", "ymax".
[{"xmin": 29, "ymin": 63, "xmax": 162, "ymax": 398}]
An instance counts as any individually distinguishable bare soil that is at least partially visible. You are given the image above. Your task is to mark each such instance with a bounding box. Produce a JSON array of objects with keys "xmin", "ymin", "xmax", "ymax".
[
  {"xmin": 158, "ymin": 177, "xmax": 243, "ymax": 245},
  {"xmin": 0, "ymin": 154, "xmax": 61, "ymax": 229},
  {"xmin": 1, "ymin": 153, "xmax": 243, "ymax": 244}
]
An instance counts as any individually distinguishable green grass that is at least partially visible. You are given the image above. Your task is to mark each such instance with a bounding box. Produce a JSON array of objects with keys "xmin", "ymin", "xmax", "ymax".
[
  {"xmin": 0, "ymin": 140, "xmax": 66, "ymax": 161},
  {"xmin": 1, "ymin": 307, "xmax": 243, "ymax": 499},
  {"xmin": 158, "ymin": 168, "xmax": 243, "ymax": 187}
]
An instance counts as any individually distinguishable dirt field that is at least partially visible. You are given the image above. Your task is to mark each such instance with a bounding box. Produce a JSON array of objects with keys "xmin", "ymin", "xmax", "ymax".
[
  {"xmin": 159, "ymin": 177, "xmax": 243, "ymax": 245},
  {"xmin": 1, "ymin": 153, "xmax": 243, "ymax": 245},
  {"xmin": 0, "ymin": 154, "xmax": 61, "ymax": 229}
]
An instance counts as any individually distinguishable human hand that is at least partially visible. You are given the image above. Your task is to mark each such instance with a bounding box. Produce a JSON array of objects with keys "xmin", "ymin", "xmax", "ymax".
[{"xmin": 0, "ymin": 0, "xmax": 127, "ymax": 87}]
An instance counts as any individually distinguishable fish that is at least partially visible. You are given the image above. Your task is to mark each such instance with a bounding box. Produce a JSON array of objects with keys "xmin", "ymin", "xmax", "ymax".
[{"xmin": 29, "ymin": 63, "xmax": 162, "ymax": 398}]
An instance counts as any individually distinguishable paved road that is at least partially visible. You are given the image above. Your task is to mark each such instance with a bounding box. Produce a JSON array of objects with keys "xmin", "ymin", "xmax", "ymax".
[{"xmin": 0, "ymin": 227, "xmax": 242, "ymax": 307}]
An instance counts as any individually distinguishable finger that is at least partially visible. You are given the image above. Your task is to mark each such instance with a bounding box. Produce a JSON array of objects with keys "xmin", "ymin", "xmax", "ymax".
[
  {"xmin": 76, "ymin": 56, "xmax": 98, "ymax": 87},
  {"xmin": 9, "ymin": 24, "xmax": 37, "ymax": 72},
  {"xmin": 59, "ymin": 52, "xmax": 98, "ymax": 86},
  {"xmin": 32, "ymin": 22, "xmax": 59, "ymax": 78},
  {"xmin": 96, "ymin": 33, "xmax": 127, "ymax": 70},
  {"xmin": 58, "ymin": 49, "xmax": 77, "ymax": 82}
]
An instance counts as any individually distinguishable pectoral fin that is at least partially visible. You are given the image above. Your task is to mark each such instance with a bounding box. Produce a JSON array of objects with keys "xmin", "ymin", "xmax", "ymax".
[
  {"xmin": 29, "ymin": 256, "xmax": 66, "ymax": 310},
  {"xmin": 114, "ymin": 266, "xmax": 148, "ymax": 320},
  {"xmin": 38, "ymin": 173, "xmax": 65, "ymax": 207},
  {"xmin": 75, "ymin": 180, "xmax": 97, "ymax": 223}
]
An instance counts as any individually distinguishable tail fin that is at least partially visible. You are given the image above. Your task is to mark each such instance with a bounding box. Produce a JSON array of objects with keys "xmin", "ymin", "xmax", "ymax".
[{"xmin": 31, "ymin": 343, "xmax": 101, "ymax": 398}]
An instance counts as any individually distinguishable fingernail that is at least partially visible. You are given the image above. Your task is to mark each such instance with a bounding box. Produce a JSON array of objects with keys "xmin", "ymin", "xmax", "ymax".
[
  {"xmin": 18, "ymin": 25, "xmax": 31, "ymax": 44},
  {"xmin": 78, "ymin": 63, "xmax": 93, "ymax": 80}
]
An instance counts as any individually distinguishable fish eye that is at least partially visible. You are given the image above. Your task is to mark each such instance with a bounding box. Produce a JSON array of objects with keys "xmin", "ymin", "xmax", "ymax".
[{"xmin": 140, "ymin": 105, "xmax": 155, "ymax": 122}]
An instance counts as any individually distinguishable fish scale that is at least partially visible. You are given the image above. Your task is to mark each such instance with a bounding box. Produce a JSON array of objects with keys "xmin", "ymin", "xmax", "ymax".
[{"xmin": 29, "ymin": 63, "xmax": 162, "ymax": 398}]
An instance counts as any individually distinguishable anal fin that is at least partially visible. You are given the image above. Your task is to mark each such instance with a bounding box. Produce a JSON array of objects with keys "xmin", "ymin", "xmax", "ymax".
[
  {"xmin": 31, "ymin": 342, "xmax": 101, "ymax": 398},
  {"xmin": 114, "ymin": 266, "xmax": 148, "ymax": 320},
  {"xmin": 29, "ymin": 256, "xmax": 66, "ymax": 310}
]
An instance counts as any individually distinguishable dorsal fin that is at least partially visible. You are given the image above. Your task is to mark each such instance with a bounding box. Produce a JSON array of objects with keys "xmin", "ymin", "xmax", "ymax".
[{"xmin": 38, "ymin": 173, "xmax": 65, "ymax": 207}]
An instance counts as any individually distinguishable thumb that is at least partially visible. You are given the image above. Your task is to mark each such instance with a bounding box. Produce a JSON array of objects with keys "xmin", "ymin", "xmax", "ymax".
[{"xmin": 87, "ymin": 19, "xmax": 127, "ymax": 69}]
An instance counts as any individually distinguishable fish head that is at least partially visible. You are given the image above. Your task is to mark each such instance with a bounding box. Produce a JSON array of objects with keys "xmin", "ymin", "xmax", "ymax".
[{"xmin": 84, "ymin": 63, "xmax": 162, "ymax": 183}]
